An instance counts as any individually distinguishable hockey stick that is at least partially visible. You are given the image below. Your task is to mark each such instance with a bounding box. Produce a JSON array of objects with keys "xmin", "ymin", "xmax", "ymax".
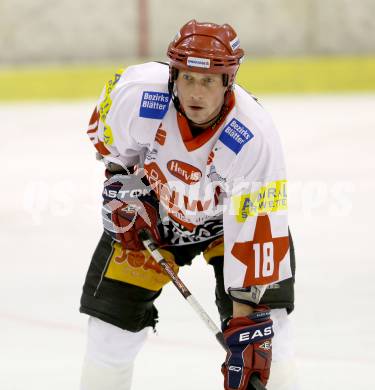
[{"xmin": 140, "ymin": 230, "xmax": 266, "ymax": 390}]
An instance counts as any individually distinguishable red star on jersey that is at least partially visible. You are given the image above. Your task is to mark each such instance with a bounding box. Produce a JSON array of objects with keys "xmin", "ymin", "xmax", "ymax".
[{"xmin": 231, "ymin": 215, "xmax": 289, "ymax": 286}]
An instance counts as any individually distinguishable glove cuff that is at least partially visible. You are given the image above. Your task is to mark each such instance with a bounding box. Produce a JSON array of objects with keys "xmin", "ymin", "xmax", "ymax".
[{"xmin": 225, "ymin": 305, "xmax": 271, "ymax": 329}]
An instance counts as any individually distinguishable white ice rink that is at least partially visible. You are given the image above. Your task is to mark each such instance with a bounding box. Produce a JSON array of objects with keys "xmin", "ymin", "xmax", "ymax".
[{"xmin": 1, "ymin": 94, "xmax": 375, "ymax": 389}]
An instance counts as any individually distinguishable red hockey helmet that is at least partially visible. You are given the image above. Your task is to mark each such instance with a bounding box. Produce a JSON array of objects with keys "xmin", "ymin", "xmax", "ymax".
[{"xmin": 167, "ymin": 20, "xmax": 244, "ymax": 88}]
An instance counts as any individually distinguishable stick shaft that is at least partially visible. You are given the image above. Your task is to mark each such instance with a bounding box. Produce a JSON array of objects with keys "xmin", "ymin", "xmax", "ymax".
[{"xmin": 142, "ymin": 237, "xmax": 225, "ymax": 346}]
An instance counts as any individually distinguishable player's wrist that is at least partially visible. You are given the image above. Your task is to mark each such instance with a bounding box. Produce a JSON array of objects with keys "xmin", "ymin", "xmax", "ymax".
[{"xmin": 232, "ymin": 301, "xmax": 254, "ymax": 318}]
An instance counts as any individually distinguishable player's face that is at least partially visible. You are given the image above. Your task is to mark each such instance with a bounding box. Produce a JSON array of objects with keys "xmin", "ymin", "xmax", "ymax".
[{"xmin": 176, "ymin": 71, "xmax": 227, "ymax": 125}]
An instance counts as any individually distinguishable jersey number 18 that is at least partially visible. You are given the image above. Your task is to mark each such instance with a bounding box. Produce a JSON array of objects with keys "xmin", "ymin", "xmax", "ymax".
[{"xmin": 253, "ymin": 242, "xmax": 274, "ymax": 278}]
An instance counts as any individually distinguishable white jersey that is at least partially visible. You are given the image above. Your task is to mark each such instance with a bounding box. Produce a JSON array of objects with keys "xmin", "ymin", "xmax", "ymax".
[{"xmin": 87, "ymin": 62, "xmax": 292, "ymax": 295}]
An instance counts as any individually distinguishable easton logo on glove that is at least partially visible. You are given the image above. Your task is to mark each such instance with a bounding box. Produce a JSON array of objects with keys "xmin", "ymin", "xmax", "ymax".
[
  {"xmin": 259, "ymin": 341, "xmax": 272, "ymax": 351},
  {"xmin": 238, "ymin": 324, "xmax": 273, "ymax": 342},
  {"xmin": 103, "ymin": 187, "xmax": 150, "ymax": 199},
  {"xmin": 103, "ymin": 170, "xmax": 154, "ymax": 233},
  {"xmin": 102, "ymin": 169, "xmax": 163, "ymax": 250}
]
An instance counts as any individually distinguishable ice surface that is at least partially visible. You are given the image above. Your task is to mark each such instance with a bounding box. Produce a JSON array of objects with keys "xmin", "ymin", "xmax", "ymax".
[{"xmin": 1, "ymin": 94, "xmax": 374, "ymax": 389}]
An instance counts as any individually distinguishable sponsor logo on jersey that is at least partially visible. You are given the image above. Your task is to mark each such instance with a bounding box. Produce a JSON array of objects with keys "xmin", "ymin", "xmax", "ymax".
[
  {"xmin": 167, "ymin": 160, "xmax": 202, "ymax": 184},
  {"xmin": 187, "ymin": 56, "xmax": 210, "ymax": 69},
  {"xmin": 155, "ymin": 126, "xmax": 167, "ymax": 145},
  {"xmin": 230, "ymin": 37, "xmax": 240, "ymax": 51},
  {"xmin": 219, "ymin": 118, "xmax": 254, "ymax": 154},
  {"xmin": 99, "ymin": 69, "xmax": 125, "ymax": 146},
  {"xmin": 139, "ymin": 91, "xmax": 170, "ymax": 119},
  {"xmin": 233, "ymin": 180, "xmax": 288, "ymax": 221}
]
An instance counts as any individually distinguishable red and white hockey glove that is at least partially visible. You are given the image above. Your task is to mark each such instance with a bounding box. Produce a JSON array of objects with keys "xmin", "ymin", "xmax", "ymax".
[
  {"xmin": 102, "ymin": 169, "xmax": 163, "ymax": 251},
  {"xmin": 222, "ymin": 306, "xmax": 273, "ymax": 390}
]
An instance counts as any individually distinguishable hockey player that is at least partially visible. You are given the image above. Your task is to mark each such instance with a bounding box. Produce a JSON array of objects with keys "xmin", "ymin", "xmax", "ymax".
[{"xmin": 80, "ymin": 20, "xmax": 296, "ymax": 390}]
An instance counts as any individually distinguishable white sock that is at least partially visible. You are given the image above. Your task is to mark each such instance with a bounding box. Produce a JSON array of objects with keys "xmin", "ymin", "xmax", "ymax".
[
  {"xmin": 80, "ymin": 317, "xmax": 149, "ymax": 390},
  {"xmin": 81, "ymin": 357, "xmax": 134, "ymax": 390}
]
